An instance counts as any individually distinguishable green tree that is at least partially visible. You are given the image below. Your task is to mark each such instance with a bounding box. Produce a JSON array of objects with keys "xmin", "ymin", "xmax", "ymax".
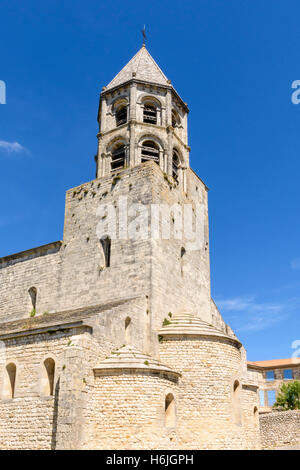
[{"xmin": 274, "ymin": 380, "xmax": 300, "ymax": 410}]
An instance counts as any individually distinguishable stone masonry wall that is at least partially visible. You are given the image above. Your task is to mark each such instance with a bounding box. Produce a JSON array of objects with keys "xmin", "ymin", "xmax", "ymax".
[
  {"xmin": 0, "ymin": 325, "xmax": 96, "ymax": 450},
  {"xmin": 260, "ymin": 411, "xmax": 300, "ymax": 449},
  {"xmin": 159, "ymin": 336, "xmax": 261, "ymax": 449},
  {"xmin": 241, "ymin": 384, "xmax": 261, "ymax": 449},
  {"xmin": 85, "ymin": 370, "xmax": 179, "ymax": 450},
  {"xmin": 0, "ymin": 163, "xmax": 215, "ymax": 359},
  {"xmin": 0, "ymin": 329, "xmax": 71, "ymax": 449},
  {"xmin": 58, "ymin": 164, "xmax": 154, "ymax": 315},
  {"xmin": 0, "ymin": 245, "xmax": 61, "ymax": 322},
  {"xmin": 150, "ymin": 166, "xmax": 212, "ymax": 333}
]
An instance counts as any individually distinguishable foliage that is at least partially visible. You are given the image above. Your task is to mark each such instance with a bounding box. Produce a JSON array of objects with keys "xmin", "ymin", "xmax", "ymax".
[
  {"xmin": 274, "ymin": 380, "xmax": 300, "ymax": 410},
  {"xmin": 29, "ymin": 308, "xmax": 36, "ymax": 317}
]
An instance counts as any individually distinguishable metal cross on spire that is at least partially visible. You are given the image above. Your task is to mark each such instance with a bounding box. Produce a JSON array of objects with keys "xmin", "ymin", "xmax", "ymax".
[{"xmin": 141, "ymin": 25, "xmax": 147, "ymax": 45}]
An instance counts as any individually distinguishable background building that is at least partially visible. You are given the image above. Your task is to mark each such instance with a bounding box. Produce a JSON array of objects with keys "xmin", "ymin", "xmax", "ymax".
[{"xmin": 248, "ymin": 358, "xmax": 300, "ymax": 412}]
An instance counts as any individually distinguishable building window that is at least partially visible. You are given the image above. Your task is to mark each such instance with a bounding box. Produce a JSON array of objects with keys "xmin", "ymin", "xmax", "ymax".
[
  {"xmin": 41, "ymin": 358, "xmax": 55, "ymax": 396},
  {"xmin": 28, "ymin": 286, "xmax": 37, "ymax": 310},
  {"xmin": 253, "ymin": 406, "xmax": 259, "ymax": 423},
  {"xmin": 172, "ymin": 150, "xmax": 180, "ymax": 183},
  {"xmin": 171, "ymin": 109, "xmax": 180, "ymax": 128},
  {"xmin": 233, "ymin": 380, "xmax": 242, "ymax": 425},
  {"xmin": 165, "ymin": 393, "xmax": 176, "ymax": 428},
  {"xmin": 284, "ymin": 369, "xmax": 293, "ymax": 380},
  {"xmin": 259, "ymin": 390, "xmax": 265, "ymax": 406},
  {"xmin": 100, "ymin": 236, "xmax": 111, "ymax": 267},
  {"xmin": 3, "ymin": 363, "xmax": 16, "ymax": 399},
  {"xmin": 111, "ymin": 145, "xmax": 126, "ymax": 171},
  {"xmin": 267, "ymin": 390, "xmax": 276, "ymax": 406},
  {"xmin": 266, "ymin": 370, "xmax": 275, "ymax": 381},
  {"xmin": 143, "ymin": 104, "xmax": 157, "ymax": 124},
  {"xmin": 125, "ymin": 316, "xmax": 131, "ymax": 344},
  {"xmin": 141, "ymin": 141, "xmax": 160, "ymax": 165},
  {"xmin": 116, "ymin": 106, "xmax": 127, "ymax": 127}
]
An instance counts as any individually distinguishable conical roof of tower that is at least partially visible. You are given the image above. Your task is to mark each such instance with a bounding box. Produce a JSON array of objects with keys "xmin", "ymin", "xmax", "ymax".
[
  {"xmin": 94, "ymin": 344, "xmax": 180, "ymax": 376},
  {"xmin": 158, "ymin": 312, "xmax": 241, "ymax": 346},
  {"xmin": 105, "ymin": 45, "xmax": 170, "ymax": 91}
]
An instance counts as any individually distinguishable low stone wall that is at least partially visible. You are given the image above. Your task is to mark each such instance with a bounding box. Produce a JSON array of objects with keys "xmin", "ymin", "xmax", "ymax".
[{"xmin": 260, "ymin": 410, "xmax": 300, "ymax": 449}]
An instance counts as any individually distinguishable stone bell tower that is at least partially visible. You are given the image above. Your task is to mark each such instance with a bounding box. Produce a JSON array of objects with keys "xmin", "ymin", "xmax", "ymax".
[
  {"xmin": 56, "ymin": 43, "xmax": 218, "ymax": 357},
  {"xmin": 95, "ymin": 44, "xmax": 190, "ymax": 190},
  {"xmin": 87, "ymin": 44, "xmax": 216, "ymax": 336}
]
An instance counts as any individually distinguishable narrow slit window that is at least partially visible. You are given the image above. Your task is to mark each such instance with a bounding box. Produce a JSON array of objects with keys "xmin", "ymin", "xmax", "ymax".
[
  {"xmin": 143, "ymin": 104, "xmax": 157, "ymax": 124},
  {"xmin": 4, "ymin": 363, "xmax": 16, "ymax": 399},
  {"xmin": 233, "ymin": 380, "xmax": 241, "ymax": 425},
  {"xmin": 141, "ymin": 141, "xmax": 159, "ymax": 165},
  {"xmin": 165, "ymin": 393, "xmax": 176, "ymax": 428},
  {"xmin": 42, "ymin": 358, "xmax": 55, "ymax": 396},
  {"xmin": 125, "ymin": 316, "xmax": 131, "ymax": 344},
  {"xmin": 111, "ymin": 145, "xmax": 125, "ymax": 171},
  {"xmin": 101, "ymin": 236, "xmax": 111, "ymax": 267},
  {"xmin": 253, "ymin": 406, "xmax": 259, "ymax": 423},
  {"xmin": 28, "ymin": 287, "xmax": 37, "ymax": 310}
]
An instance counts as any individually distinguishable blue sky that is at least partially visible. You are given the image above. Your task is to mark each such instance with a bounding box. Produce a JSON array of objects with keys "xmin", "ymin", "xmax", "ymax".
[{"xmin": 1, "ymin": 0, "xmax": 300, "ymax": 361}]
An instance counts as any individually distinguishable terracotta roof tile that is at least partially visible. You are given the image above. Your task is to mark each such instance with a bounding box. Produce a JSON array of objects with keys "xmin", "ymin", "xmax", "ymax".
[{"xmin": 248, "ymin": 358, "xmax": 300, "ymax": 368}]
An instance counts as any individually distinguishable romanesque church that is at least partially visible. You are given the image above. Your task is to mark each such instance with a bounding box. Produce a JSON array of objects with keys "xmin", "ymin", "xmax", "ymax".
[{"xmin": 0, "ymin": 45, "xmax": 261, "ymax": 449}]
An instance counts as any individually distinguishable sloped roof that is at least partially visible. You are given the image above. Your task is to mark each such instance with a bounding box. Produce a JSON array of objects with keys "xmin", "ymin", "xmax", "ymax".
[
  {"xmin": 94, "ymin": 344, "xmax": 180, "ymax": 376},
  {"xmin": 248, "ymin": 358, "xmax": 300, "ymax": 369},
  {"xmin": 105, "ymin": 45, "xmax": 170, "ymax": 91},
  {"xmin": 0, "ymin": 297, "xmax": 139, "ymax": 338},
  {"xmin": 158, "ymin": 312, "xmax": 241, "ymax": 346}
]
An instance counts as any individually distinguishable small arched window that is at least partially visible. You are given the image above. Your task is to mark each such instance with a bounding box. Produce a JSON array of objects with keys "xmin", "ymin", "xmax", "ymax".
[
  {"xmin": 165, "ymin": 393, "xmax": 176, "ymax": 428},
  {"xmin": 172, "ymin": 150, "xmax": 180, "ymax": 183},
  {"xmin": 111, "ymin": 144, "xmax": 126, "ymax": 171},
  {"xmin": 28, "ymin": 287, "xmax": 37, "ymax": 310},
  {"xmin": 3, "ymin": 363, "xmax": 16, "ymax": 399},
  {"xmin": 100, "ymin": 236, "xmax": 111, "ymax": 267},
  {"xmin": 143, "ymin": 104, "xmax": 157, "ymax": 125},
  {"xmin": 141, "ymin": 141, "xmax": 160, "ymax": 165},
  {"xmin": 41, "ymin": 358, "xmax": 55, "ymax": 396},
  {"xmin": 116, "ymin": 106, "xmax": 127, "ymax": 127}
]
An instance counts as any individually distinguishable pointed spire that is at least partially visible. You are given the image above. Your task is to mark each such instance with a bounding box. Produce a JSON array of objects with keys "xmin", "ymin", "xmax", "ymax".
[{"xmin": 105, "ymin": 46, "xmax": 170, "ymax": 91}]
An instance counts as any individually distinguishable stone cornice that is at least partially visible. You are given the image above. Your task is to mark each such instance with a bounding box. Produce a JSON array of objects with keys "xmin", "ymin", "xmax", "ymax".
[
  {"xmin": 0, "ymin": 241, "xmax": 62, "ymax": 268},
  {"xmin": 100, "ymin": 78, "xmax": 189, "ymax": 113},
  {"xmin": 0, "ymin": 321, "xmax": 92, "ymax": 341}
]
